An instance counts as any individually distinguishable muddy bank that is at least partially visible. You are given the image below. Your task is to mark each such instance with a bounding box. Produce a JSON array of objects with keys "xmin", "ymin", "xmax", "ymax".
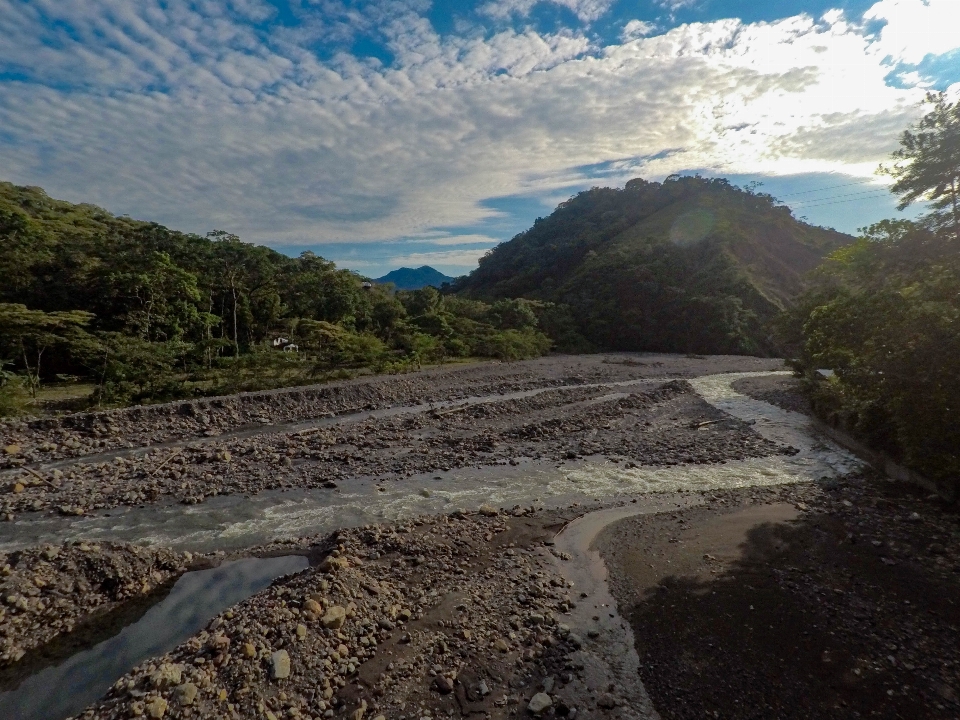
[
  {"xmin": 598, "ymin": 478, "xmax": 960, "ymax": 719},
  {"xmin": 1, "ymin": 375, "xmax": 788, "ymax": 518},
  {"xmin": 0, "ymin": 543, "xmax": 203, "ymax": 669},
  {"xmin": 1, "ymin": 354, "xmax": 781, "ymax": 472}
]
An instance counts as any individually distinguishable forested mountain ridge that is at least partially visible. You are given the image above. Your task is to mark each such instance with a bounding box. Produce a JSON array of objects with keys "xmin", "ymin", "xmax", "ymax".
[
  {"xmin": 454, "ymin": 176, "xmax": 854, "ymax": 354},
  {"xmin": 0, "ymin": 182, "xmax": 551, "ymax": 411}
]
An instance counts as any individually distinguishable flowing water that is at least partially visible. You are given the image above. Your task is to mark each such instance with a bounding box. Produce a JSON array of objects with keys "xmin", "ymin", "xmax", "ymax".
[
  {"xmin": 1, "ymin": 371, "xmax": 864, "ymax": 720},
  {"xmin": 0, "ymin": 372, "xmax": 861, "ymax": 554}
]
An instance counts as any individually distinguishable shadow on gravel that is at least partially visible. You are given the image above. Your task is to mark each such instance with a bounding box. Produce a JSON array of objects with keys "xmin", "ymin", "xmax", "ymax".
[{"xmin": 629, "ymin": 507, "xmax": 960, "ymax": 720}]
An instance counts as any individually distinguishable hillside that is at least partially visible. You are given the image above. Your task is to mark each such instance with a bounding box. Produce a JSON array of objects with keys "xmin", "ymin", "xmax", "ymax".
[
  {"xmin": 375, "ymin": 265, "xmax": 455, "ymax": 289},
  {"xmin": 0, "ymin": 181, "xmax": 551, "ymax": 411},
  {"xmin": 454, "ymin": 176, "xmax": 854, "ymax": 354}
]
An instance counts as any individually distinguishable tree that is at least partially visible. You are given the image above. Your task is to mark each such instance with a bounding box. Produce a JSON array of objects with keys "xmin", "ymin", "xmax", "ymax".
[
  {"xmin": 0, "ymin": 304, "xmax": 94, "ymax": 396},
  {"xmin": 880, "ymin": 92, "xmax": 960, "ymax": 240},
  {"xmin": 85, "ymin": 332, "xmax": 192, "ymax": 404}
]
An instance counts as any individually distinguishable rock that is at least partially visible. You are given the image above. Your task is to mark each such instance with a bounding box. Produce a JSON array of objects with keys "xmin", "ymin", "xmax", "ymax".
[
  {"xmin": 145, "ymin": 697, "xmax": 168, "ymax": 718},
  {"xmin": 432, "ymin": 676, "xmax": 454, "ymax": 694},
  {"xmin": 304, "ymin": 598, "xmax": 323, "ymax": 615},
  {"xmin": 567, "ymin": 633, "xmax": 583, "ymax": 649},
  {"xmin": 271, "ymin": 649, "xmax": 291, "ymax": 679},
  {"xmin": 242, "ymin": 642, "xmax": 257, "ymax": 658},
  {"xmin": 597, "ymin": 694, "xmax": 618, "ymax": 709},
  {"xmin": 528, "ymin": 693, "xmax": 552, "ymax": 714},
  {"xmin": 12, "ymin": 483, "xmax": 24, "ymax": 494},
  {"xmin": 296, "ymin": 623, "xmax": 307, "ymax": 638},
  {"xmin": 350, "ymin": 700, "xmax": 368, "ymax": 720},
  {"xmin": 494, "ymin": 638, "xmax": 510, "ymax": 652},
  {"xmin": 319, "ymin": 557, "xmax": 350, "ymax": 572},
  {"xmin": 321, "ymin": 605, "xmax": 347, "ymax": 629},
  {"xmin": 3, "ymin": 445, "xmax": 20, "ymax": 456},
  {"xmin": 150, "ymin": 663, "xmax": 182, "ymax": 689},
  {"xmin": 479, "ymin": 504, "xmax": 498, "ymax": 516},
  {"xmin": 174, "ymin": 683, "xmax": 198, "ymax": 706}
]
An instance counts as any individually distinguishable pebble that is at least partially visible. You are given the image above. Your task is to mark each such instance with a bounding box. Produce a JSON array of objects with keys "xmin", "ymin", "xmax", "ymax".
[
  {"xmin": 174, "ymin": 683, "xmax": 198, "ymax": 706},
  {"xmin": 271, "ymin": 649, "xmax": 291, "ymax": 679},
  {"xmin": 150, "ymin": 664, "xmax": 182, "ymax": 689},
  {"xmin": 528, "ymin": 693, "xmax": 552, "ymax": 714},
  {"xmin": 145, "ymin": 697, "xmax": 168, "ymax": 718},
  {"xmin": 321, "ymin": 605, "xmax": 347, "ymax": 629}
]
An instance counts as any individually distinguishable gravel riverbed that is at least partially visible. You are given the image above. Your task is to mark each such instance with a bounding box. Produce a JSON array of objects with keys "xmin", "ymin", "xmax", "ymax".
[
  {"xmin": 0, "ymin": 356, "xmax": 784, "ymax": 518},
  {"xmin": 2, "ymin": 357, "xmax": 955, "ymax": 720}
]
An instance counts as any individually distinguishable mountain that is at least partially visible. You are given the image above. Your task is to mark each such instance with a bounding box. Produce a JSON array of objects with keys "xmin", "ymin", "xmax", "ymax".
[
  {"xmin": 453, "ymin": 176, "xmax": 854, "ymax": 355},
  {"xmin": 375, "ymin": 266, "xmax": 455, "ymax": 290}
]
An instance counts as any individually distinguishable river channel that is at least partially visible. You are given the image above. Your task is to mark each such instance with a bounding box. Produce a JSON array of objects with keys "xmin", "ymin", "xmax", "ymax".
[{"xmin": 1, "ymin": 371, "xmax": 862, "ymax": 720}]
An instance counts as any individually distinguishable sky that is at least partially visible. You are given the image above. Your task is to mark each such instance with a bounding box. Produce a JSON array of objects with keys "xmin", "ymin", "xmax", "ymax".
[{"xmin": 1, "ymin": 0, "xmax": 959, "ymax": 278}]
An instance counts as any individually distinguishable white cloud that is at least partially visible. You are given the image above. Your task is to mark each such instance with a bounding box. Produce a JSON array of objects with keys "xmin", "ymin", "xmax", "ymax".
[
  {"xmin": 479, "ymin": 0, "xmax": 616, "ymax": 23},
  {"xmin": 389, "ymin": 248, "xmax": 494, "ymax": 267},
  {"xmin": 655, "ymin": 0, "xmax": 699, "ymax": 14},
  {"xmin": 621, "ymin": 20, "xmax": 656, "ymax": 41},
  {"xmin": 0, "ymin": 0, "xmax": 958, "ymax": 255},
  {"xmin": 864, "ymin": 0, "xmax": 960, "ymax": 64}
]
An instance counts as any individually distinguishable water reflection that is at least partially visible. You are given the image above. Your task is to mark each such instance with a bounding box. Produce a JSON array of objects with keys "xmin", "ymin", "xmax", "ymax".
[{"xmin": 0, "ymin": 555, "xmax": 307, "ymax": 720}]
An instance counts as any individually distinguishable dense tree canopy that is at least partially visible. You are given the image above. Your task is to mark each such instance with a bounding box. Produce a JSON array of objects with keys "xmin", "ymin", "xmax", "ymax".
[
  {"xmin": 783, "ymin": 219, "xmax": 959, "ymax": 495},
  {"xmin": 785, "ymin": 95, "xmax": 960, "ymax": 499},
  {"xmin": 455, "ymin": 175, "xmax": 852, "ymax": 354},
  {"xmin": 0, "ymin": 182, "xmax": 552, "ymax": 411}
]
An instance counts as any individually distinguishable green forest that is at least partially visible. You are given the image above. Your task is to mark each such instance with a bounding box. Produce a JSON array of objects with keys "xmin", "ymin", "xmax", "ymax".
[
  {"xmin": 781, "ymin": 93, "xmax": 960, "ymax": 496},
  {"xmin": 0, "ymin": 188, "xmax": 551, "ymax": 411},
  {"xmin": 454, "ymin": 174, "xmax": 852, "ymax": 354}
]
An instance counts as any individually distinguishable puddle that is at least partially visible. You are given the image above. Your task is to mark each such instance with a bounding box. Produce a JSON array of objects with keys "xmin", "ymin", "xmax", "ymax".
[{"xmin": 0, "ymin": 555, "xmax": 307, "ymax": 720}]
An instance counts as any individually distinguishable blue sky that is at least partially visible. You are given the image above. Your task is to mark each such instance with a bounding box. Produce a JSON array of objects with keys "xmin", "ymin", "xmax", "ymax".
[{"xmin": 1, "ymin": 0, "xmax": 958, "ymax": 277}]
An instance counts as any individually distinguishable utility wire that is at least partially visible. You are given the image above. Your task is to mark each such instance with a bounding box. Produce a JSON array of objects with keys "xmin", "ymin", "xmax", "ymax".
[
  {"xmin": 774, "ymin": 178, "xmax": 881, "ymax": 199},
  {"xmin": 791, "ymin": 191, "xmax": 892, "ymax": 210},
  {"xmin": 791, "ymin": 188, "xmax": 893, "ymax": 207}
]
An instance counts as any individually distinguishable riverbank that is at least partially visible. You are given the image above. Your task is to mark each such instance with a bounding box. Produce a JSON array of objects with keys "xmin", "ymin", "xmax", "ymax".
[
  {"xmin": 67, "ymin": 506, "xmax": 608, "ymax": 720},
  {"xmin": 0, "ymin": 543, "xmax": 202, "ymax": 672},
  {"xmin": 599, "ymin": 376, "xmax": 960, "ymax": 719}
]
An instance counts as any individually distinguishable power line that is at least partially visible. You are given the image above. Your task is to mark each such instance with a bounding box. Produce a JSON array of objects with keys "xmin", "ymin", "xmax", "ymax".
[
  {"xmin": 791, "ymin": 188, "xmax": 893, "ymax": 207},
  {"xmin": 775, "ymin": 178, "xmax": 881, "ymax": 199},
  {"xmin": 791, "ymin": 191, "xmax": 892, "ymax": 210}
]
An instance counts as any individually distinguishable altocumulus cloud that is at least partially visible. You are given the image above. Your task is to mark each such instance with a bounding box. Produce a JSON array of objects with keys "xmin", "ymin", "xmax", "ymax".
[{"xmin": 0, "ymin": 0, "xmax": 958, "ymax": 257}]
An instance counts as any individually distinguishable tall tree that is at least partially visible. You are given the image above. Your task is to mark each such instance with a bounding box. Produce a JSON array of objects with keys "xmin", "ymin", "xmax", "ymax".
[
  {"xmin": 880, "ymin": 92, "xmax": 960, "ymax": 240},
  {"xmin": 0, "ymin": 304, "xmax": 94, "ymax": 396}
]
